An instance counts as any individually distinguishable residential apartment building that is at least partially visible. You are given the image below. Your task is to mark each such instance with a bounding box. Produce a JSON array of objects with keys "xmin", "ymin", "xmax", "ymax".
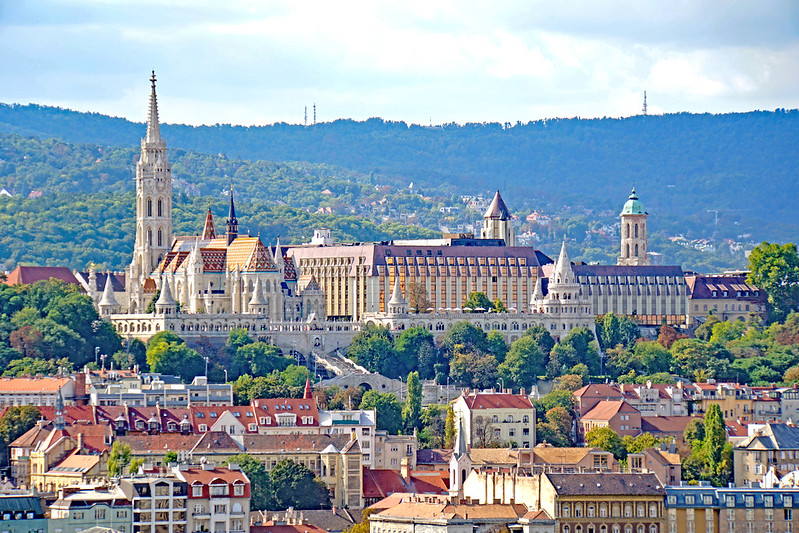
[
  {"xmin": 579, "ymin": 401, "xmax": 642, "ymax": 439},
  {"xmin": 665, "ymin": 485, "xmax": 799, "ymax": 533},
  {"xmin": 733, "ymin": 423, "xmax": 799, "ymax": 486},
  {"xmin": 49, "ymin": 485, "xmax": 132, "ymax": 533},
  {"xmin": 685, "ymin": 274, "xmax": 767, "ymax": 326},
  {"xmin": 0, "ymin": 377, "xmax": 75, "ymax": 407},
  {"xmin": 0, "ymin": 495, "xmax": 47, "ymax": 533},
  {"xmin": 453, "ymin": 390, "xmax": 537, "ymax": 449},
  {"xmin": 174, "ymin": 464, "xmax": 249, "ymax": 533},
  {"xmin": 542, "ymin": 473, "xmax": 666, "ymax": 533},
  {"xmin": 574, "ymin": 383, "xmax": 690, "ymax": 418},
  {"xmin": 118, "ymin": 474, "xmax": 188, "ymax": 533},
  {"xmin": 90, "ymin": 374, "xmax": 233, "ymax": 408}
]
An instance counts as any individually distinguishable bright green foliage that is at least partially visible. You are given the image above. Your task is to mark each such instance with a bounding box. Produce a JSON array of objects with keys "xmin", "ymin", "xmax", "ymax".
[
  {"xmin": 444, "ymin": 405, "xmax": 456, "ymax": 449},
  {"xmin": 233, "ymin": 342, "xmax": 292, "ymax": 378},
  {"xmin": 129, "ymin": 457, "xmax": 145, "ymax": 474},
  {"xmin": 622, "ymin": 433, "xmax": 666, "ymax": 454},
  {"xmin": 498, "ymin": 337, "xmax": 545, "ymax": 389},
  {"xmin": 523, "ymin": 325, "xmax": 556, "ymax": 356},
  {"xmin": 595, "ymin": 313, "xmax": 639, "ymax": 351},
  {"xmin": 585, "ymin": 427, "xmax": 627, "ymax": 460},
  {"xmin": 224, "ymin": 454, "xmax": 273, "ymax": 510},
  {"xmin": 552, "ymin": 373, "xmax": 583, "ymax": 392},
  {"xmin": 634, "ymin": 341, "xmax": 674, "ymax": 375},
  {"xmin": 486, "ymin": 331, "xmax": 508, "ymax": 363},
  {"xmin": 684, "ymin": 418, "xmax": 705, "ymax": 444},
  {"xmin": 164, "ymin": 451, "xmax": 178, "ymax": 465},
  {"xmin": 441, "ymin": 322, "xmax": 489, "ymax": 355},
  {"xmin": 146, "ymin": 331, "xmax": 205, "ymax": 382},
  {"xmin": 108, "ymin": 441, "xmax": 132, "ymax": 477},
  {"xmin": 682, "ymin": 405, "xmax": 733, "ymax": 486},
  {"xmin": 418, "ymin": 404, "xmax": 446, "ymax": 448},
  {"xmin": 360, "ymin": 390, "xmax": 403, "ymax": 434},
  {"xmin": 747, "ymin": 242, "xmax": 799, "ymax": 323},
  {"xmin": 464, "ymin": 292, "xmax": 493, "ymax": 312},
  {"xmin": 3, "ymin": 356, "xmax": 73, "ymax": 377},
  {"xmin": 547, "ymin": 327, "xmax": 601, "ymax": 377},
  {"xmin": 492, "ymin": 299, "xmax": 508, "ymax": 313},
  {"xmin": 0, "ymin": 406, "xmax": 40, "ymax": 466},
  {"xmin": 535, "ymin": 389, "xmax": 575, "ymax": 419},
  {"xmin": 402, "ymin": 372, "xmax": 422, "ymax": 433},
  {"xmin": 270, "ymin": 459, "xmax": 330, "ymax": 509},
  {"xmin": 347, "ymin": 325, "xmax": 404, "ymax": 377},
  {"xmin": 536, "ymin": 406, "xmax": 573, "ymax": 447},
  {"xmin": 695, "ymin": 315, "xmax": 722, "ymax": 341},
  {"xmin": 395, "ymin": 327, "xmax": 438, "ymax": 379}
]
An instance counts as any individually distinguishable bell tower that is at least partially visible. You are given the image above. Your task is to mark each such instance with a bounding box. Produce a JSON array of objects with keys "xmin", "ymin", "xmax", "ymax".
[
  {"xmin": 127, "ymin": 71, "xmax": 173, "ymax": 312},
  {"xmin": 618, "ymin": 187, "xmax": 650, "ymax": 266}
]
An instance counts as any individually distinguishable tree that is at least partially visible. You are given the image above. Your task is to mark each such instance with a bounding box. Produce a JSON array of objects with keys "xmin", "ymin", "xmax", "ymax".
[
  {"xmin": 419, "ymin": 404, "xmax": 446, "ymax": 448},
  {"xmin": 537, "ymin": 406, "xmax": 573, "ymax": 447},
  {"xmin": 657, "ymin": 324, "xmax": 686, "ymax": 349},
  {"xmin": 695, "ymin": 315, "xmax": 722, "ymax": 341},
  {"xmin": 747, "ymin": 242, "xmax": 799, "ymax": 322},
  {"xmin": 164, "ymin": 451, "xmax": 178, "ymax": 465},
  {"xmin": 449, "ymin": 346, "xmax": 498, "ymax": 389},
  {"xmin": 703, "ymin": 405, "xmax": 727, "ymax": 465},
  {"xmin": 499, "ymin": 337, "xmax": 545, "ymax": 389},
  {"xmin": 595, "ymin": 313, "xmax": 639, "ymax": 351},
  {"xmin": 270, "ymin": 459, "xmax": 330, "ymax": 509},
  {"xmin": 146, "ymin": 332, "xmax": 205, "ymax": 382},
  {"xmin": 441, "ymin": 322, "xmax": 488, "ymax": 355},
  {"xmin": 622, "ymin": 433, "xmax": 665, "ymax": 455},
  {"xmin": 225, "ymin": 453, "xmax": 273, "ymax": 510},
  {"xmin": 108, "ymin": 441, "xmax": 132, "ymax": 476},
  {"xmin": 407, "ymin": 281, "xmax": 432, "ymax": 313},
  {"xmin": 129, "ymin": 457, "xmax": 145, "ymax": 474},
  {"xmin": 552, "ymin": 373, "xmax": 583, "ymax": 392},
  {"xmin": 524, "ymin": 324, "xmax": 556, "ymax": 356},
  {"xmin": 395, "ymin": 327, "xmax": 437, "ymax": 379},
  {"xmin": 585, "ymin": 426, "xmax": 626, "ymax": 460},
  {"xmin": 684, "ymin": 418, "xmax": 705, "ymax": 444},
  {"xmin": 444, "ymin": 404, "xmax": 456, "ymax": 448},
  {"xmin": 360, "ymin": 390, "xmax": 403, "ymax": 434},
  {"xmin": 492, "ymin": 299, "xmax": 508, "ymax": 313},
  {"xmin": 465, "ymin": 292, "xmax": 493, "ymax": 312},
  {"xmin": 0, "ymin": 406, "xmax": 40, "ymax": 466},
  {"xmin": 634, "ymin": 341, "xmax": 674, "ymax": 375},
  {"xmin": 402, "ymin": 371, "xmax": 422, "ymax": 433},
  {"xmin": 347, "ymin": 325, "xmax": 405, "ymax": 377},
  {"xmin": 233, "ymin": 342, "xmax": 292, "ymax": 378}
]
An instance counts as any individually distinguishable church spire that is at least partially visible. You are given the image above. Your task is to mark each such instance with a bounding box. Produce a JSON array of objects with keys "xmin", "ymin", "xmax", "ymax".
[
  {"xmin": 226, "ymin": 185, "xmax": 239, "ymax": 245},
  {"xmin": 303, "ymin": 375, "xmax": 313, "ymax": 400},
  {"xmin": 202, "ymin": 207, "xmax": 216, "ymax": 239},
  {"xmin": 145, "ymin": 70, "xmax": 162, "ymax": 145}
]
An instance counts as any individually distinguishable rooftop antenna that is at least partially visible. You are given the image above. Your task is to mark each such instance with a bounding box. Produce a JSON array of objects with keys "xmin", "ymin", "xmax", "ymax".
[
  {"xmin": 313, "ymin": 103, "xmax": 317, "ymax": 125},
  {"xmin": 304, "ymin": 106, "xmax": 308, "ymax": 126},
  {"xmin": 642, "ymin": 91, "xmax": 648, "ymax": 116}
]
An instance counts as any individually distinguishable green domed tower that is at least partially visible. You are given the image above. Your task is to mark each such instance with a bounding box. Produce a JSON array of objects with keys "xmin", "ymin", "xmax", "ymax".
[{"xmin": 618, "ymin": 187, "xmax": 650, "ymax": 266}]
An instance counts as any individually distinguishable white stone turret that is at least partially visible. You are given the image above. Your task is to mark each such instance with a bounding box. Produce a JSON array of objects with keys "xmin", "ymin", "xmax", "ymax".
[
  {"xmin": 155, "ymin": 275, "xmax": 177, "ymax": 315},
  {"xmin": 480, "ymin": 190, "xmax": 515, "ymax": 246},
  {"xmin": 618, "ymin": 187, "xmax": 650, "ymax": 266},
  {"xmin": 387, "ymin": 276, "xmax": 407, "ymax": 315},
  {"xmin": 248, "ymin": 278, "xmax": 268, "ymax": 314},
  {"xmin": 98, "ymin": 271, "xmax": 120, "ymax": 316},
  {"xmin": 449, "ymin": 416, "xmax": 471, "ymax": 499}
]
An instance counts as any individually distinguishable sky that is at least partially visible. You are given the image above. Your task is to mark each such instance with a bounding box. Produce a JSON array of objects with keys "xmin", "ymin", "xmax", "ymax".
[{"xmin": 1, "ymin": 0, "xmax": 798, "ymax": 127}]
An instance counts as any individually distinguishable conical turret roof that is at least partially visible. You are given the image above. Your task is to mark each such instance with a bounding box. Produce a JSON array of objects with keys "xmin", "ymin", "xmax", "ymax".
[
  {"xmin": 388, "ymin": 276, "xmax": 406, "ymax": 305},
  {"xmin": 98, "ymin": 271, "xmax": 119, "ymax": 307},
  {"xmin": 530, "ymin": 276, "xmax": 544, "ymax": 304},
  {"xmin": 248, "ymin": 278, "xmax": 267, "ymax": 306},
  {"xmin": 551, "ymin": 241, "xmax": 576, "ymax": 285},
  {"xmin": 484, "ymin": 190, "xmax": 511, "ymax": 220},
  {"xmin": 156, "ymin": 277, "xmax": 175, "ymax": 306}
]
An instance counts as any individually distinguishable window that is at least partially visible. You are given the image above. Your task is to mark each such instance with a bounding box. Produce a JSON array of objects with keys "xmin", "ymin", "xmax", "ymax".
[
  {"xmin": 210, "ymin": 483, "xmax": 228, "ymax": 497},
  {"xmin": 192, "ymin": 484, "xmax": 203, "ymax": 497},
  {"xmin": 214, "ymin": 504, "xmax": 227, "ymax": 514},
  {"xmin": 233, "ymin": 483, "xmax": 244, "ymax": 496},
  {"xmin": 195, "ymin": 504, "xmax": 204, "ymax": 514},
  {"xmin": 95, "ymin": 509, "xmax": 106, "ymax": 519}
]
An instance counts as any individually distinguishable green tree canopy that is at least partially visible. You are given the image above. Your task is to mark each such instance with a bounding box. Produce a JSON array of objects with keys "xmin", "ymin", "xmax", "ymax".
[
  {"xmin": 498, "ymin": 336, "xmax": 545, "ymax": 389},
  {"xmin": 224, "ymin": 453, "xmax": 273, "ymax": 510},
  {"xmin": 585, "ymin": 426, "xmax": 626, "ymax": 460},
  {"xmin": 270, "ymin": 459, "xmax": 330, "ymax": 509},
  {"xmin": 747, "ymin": 242, "xmax": 799, "ymax": 322},
  {"xmin": 360, "ymin": 390, "xmax": 403, "ymax": 434}
]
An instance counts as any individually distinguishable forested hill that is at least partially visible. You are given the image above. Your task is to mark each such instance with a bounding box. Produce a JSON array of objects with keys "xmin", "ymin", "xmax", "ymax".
[{"xmin": 1, "ymin": 103, "xmax": 798, "ymax": 240}]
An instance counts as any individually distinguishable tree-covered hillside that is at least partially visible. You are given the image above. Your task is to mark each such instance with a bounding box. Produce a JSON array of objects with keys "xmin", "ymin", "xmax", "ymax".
[{"xmin": 1, "ymin": 103, "xmax": 797, "ymax": 241}]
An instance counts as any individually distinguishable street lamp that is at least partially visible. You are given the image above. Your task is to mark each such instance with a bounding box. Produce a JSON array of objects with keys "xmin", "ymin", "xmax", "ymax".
[
  {"xmin": 223, "ymin": 369, "xmax": 228, "ymax": 384},
  {"xmin": 498, "ymin": 377, "xmax": 505, "ymax": 393},
  {"xmin": 398, "ymin": 376, "xmax": 404, "ymax": 400}
]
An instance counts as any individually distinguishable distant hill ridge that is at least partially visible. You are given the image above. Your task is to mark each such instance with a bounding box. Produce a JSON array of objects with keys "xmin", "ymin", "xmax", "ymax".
[{"xmin": 1, "ymin": 102, "xmax": 798, "ymax": 238}]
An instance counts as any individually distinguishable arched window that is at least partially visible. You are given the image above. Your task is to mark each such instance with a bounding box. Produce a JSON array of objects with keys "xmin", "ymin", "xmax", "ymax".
[
  {"xmin": 626, "ymin": 224, "xmax": 630, "ymax": 238},
  {"xmin": 148, "ymin": 229, "xmax": 152, "ymax": 247},
  {"xmin": 635, "ymin": 243, "xmax": 639, "ymax": 256},
  {"xmin": 157, "ymin": 229, "xmax": 162, "ymax": 247},
  {"xmin": 157, "ymin": 199, "xmax": 162, "ymax": 217},
  {"xmin": 637, "ymin": 503, "xmax": 645, "ymax": 518},
  {"xmin": 650, "ymin": 526, "xmax": 657, "ymax": 533},
  {"xmin": 600, "ymin": 503, "xmax": 608, "ymax": 517},
  {"xmin": 635, "ymin": 223, "xmax": 639, "ymax": 238},
  {"xmin": 492, "ymin": 415, "xmax": 498, "ymax": 423},
  {"xmin": 562, "ymin": 504, "xmax": 570, "ymax": 518},
  {"xmin": 649, "ymin": 503, "xmax": 658, "ymax": 517},
  {"xmin": 625, "ymin": 244, "xmax": 630, "ymax": 257},
  {"xmin": 147, "ymin": 199, "xmax": 152, "ymax": 217},
  {"xmin": 588, "ymin": 504, "xmax": 595, "ymax": 517},
  {"xmin": 637, "ymin": 526, "xmax": 644, "ymax": 533}
]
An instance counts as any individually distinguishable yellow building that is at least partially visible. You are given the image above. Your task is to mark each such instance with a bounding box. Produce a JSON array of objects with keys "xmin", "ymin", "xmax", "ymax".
[{"xmin": 685, "ymin": 274, "xmax": 768, "ymax": 326}]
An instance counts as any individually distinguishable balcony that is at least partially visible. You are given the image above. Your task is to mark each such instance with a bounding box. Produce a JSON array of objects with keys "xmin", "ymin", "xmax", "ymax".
[{"xmin": 193, "ymin": 512, "xmax": 211, "ymax": 519}]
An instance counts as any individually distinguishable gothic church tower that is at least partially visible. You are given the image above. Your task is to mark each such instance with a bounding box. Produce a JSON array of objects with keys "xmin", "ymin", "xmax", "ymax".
[
  {"xmin": 618, "ymin": 188, "xmax": 650, "ymax": 266},
  {"xmin": 127, "ymin": 72, "xmax": 173, "ymax": 313},
  {"xmin": 481, "ymin": 190, "xmax": 515, "ymax": 246}
]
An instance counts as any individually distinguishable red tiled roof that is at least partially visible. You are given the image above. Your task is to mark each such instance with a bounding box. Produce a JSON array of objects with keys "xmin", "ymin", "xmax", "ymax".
[
  {"xmin": 0, "ymin": 377, "xmax": 72, "ymax": 392},
  {"xmin": 640, "ymin": 416, "xmax": 699, "ymax": 436},
  {"xmin": 463, "ymin": 393, "xmax": 534, "ymax": 410},
  {"xmin": 178, "ymin": 466, "xmax": 249, "ymax": 486},
  {"xmin": 582, "ymin": 401, "xmax": 638, "ymax": 421},
  {"xmin": 4, "ymin": 266, "xmax": 79, "ymax": 286}
]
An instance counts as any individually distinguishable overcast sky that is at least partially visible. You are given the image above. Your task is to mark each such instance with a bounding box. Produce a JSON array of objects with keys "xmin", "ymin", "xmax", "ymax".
[{"xmin": 2, "ymin": 0, "xmax": 798, "ymax": 126}]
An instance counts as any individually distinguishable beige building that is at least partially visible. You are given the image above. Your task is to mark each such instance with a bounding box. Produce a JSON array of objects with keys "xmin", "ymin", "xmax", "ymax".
[
  {"xmin": 453, "ymin": 390, "xmax": 537, "ymax": 449},
  {"xmin": 733, "ymin": 423, "xmax": 799, "ymax": 486},
  {"xmin": 685, "ymin": 274, "xmax": 768, "ymax": 326}
]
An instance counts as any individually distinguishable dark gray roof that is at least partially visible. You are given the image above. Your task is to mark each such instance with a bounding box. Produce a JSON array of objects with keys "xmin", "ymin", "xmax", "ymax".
[
  {"xmin": 769, "ymin": 424, "xmax": 799, "ymax": 448},
  {"xmin": 0, "ymin": 495, "xmax": 44, "ymax": 517},
  {"xmin": 573, "ymin": 265, "xmax": 685, "ymax": 277},
  {"xmin": 545, "ymin": 473, "xmax": 664, "ymax": 496},
  {"xmin": 484, "ymin": 191, "xmax": 511, "ymax": 220}
]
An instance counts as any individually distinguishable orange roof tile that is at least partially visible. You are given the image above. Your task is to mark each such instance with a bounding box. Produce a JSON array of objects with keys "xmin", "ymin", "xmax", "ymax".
[
  {"xmin": 3, "ymin": 266, "xmax": 79, "ymax": 286},
  {"xmin": 0, "ymin": 376, "xmax": 71, "ymax": 392}
]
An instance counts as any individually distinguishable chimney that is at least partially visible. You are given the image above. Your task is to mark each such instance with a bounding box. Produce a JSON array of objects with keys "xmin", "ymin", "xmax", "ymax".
[
  {"xmin": 74, "ymin": 371, "xmax": 88, "ymax": 406},
  {"xmin": 77, "ymin": 432, "xmax": 84, "ymax": 452},
  {"xmin": 400, "ymin": 457, "xmax": 410, "ymax": 481}
]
